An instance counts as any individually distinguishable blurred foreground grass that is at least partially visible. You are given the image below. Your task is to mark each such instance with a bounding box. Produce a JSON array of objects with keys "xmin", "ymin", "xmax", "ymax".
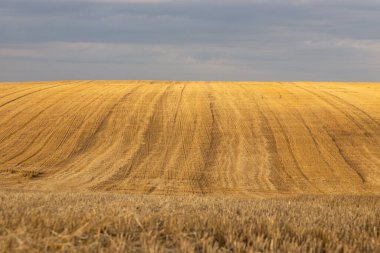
[{"xmin": 0, "ymin": 190, "xmax": 379, "ymax": 252}]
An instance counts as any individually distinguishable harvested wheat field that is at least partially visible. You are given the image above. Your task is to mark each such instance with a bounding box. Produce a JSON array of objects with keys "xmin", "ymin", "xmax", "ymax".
[
  {"xmin": 0, "ymin": 190, "xmax": 379, "ymax": 252},
  {"xmin": 1, "ymin": 80, "xmax": 380, "ymax": 195},
  {"xmin": 0, "ymin": 81, "xmax": 380, "ymax": 252}
]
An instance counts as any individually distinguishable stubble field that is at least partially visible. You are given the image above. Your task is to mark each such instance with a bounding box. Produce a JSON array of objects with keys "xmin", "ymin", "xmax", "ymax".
[{"xmin": 0, "ymin": 81, "xmax": 379, "ymax": 252}]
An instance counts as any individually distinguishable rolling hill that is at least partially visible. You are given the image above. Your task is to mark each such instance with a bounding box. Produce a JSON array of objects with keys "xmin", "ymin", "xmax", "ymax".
[{"xmin": 1, "ymin": 80, "xmax": 379, "ymax": 196}]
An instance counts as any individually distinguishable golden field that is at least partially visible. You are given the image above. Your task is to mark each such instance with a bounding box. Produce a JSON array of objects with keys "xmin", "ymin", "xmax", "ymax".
[
  {"xmin": 0, "ymin": 81, "xmax": 380, "ymax": 252},
  {"xmin": 0, "ymin": 191, "xmax": 379, "ymax": 252},
  {"xmin": 1, "ymin": 81, "xmax": 380, "ymax": 195}
]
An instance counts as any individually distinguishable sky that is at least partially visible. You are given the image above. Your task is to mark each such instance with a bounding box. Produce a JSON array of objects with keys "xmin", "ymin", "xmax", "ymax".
[{"xmin": 0, "ymin": 0, "xmax": 379, "ymax": 82}]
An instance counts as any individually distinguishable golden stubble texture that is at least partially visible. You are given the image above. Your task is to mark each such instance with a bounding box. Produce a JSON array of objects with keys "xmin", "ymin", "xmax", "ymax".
[
  {"xmin": 0, "ymin": 80, "xmax": 379, "ymax": 196},
  {"xmin": 0, "ymin": 191, "xmax": 379, "ymax": 252}
]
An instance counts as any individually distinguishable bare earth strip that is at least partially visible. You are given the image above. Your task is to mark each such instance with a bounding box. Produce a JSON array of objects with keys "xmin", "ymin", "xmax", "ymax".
[{"xmin": 0, "ymin": 80, "xmax": 379, "ymax": 195}]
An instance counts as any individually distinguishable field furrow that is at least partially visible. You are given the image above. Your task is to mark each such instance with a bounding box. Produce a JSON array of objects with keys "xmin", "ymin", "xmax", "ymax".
[{"xmin": 0, "ymin": 81, "xmax": 379, "ymax": 196}]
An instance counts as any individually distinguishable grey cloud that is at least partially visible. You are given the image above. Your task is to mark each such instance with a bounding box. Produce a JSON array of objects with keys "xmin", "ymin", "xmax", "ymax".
[
  {"xmin": 1, "ymin": 1, "xmax": 380, "ymax": 44},
  {"xmin": 0, "ymin": 0, "xmax": 379, "ymax": 81}
]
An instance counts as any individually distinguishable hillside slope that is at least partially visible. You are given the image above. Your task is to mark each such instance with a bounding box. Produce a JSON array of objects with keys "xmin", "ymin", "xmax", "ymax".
[{"xmin": 0, "ymin": 81, "xmax": 379, "ymax": 196}]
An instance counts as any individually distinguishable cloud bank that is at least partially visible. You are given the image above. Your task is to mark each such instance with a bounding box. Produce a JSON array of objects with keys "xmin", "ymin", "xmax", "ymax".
[{"xmin": 0, "ymin": 0, "xmax": 379, "ymax": 81}]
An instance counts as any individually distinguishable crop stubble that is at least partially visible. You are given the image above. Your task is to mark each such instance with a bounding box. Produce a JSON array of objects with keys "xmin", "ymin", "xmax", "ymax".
[{"xmin": 0, "ymin": 81, "xmax": 379, "ymax": 195}]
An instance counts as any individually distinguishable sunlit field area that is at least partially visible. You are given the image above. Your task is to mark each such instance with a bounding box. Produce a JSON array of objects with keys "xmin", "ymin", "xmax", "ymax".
[
  {"xmin": 1, "ymin": 191, "xmax": 379, "ymax": 252},
  {"xmin": 0, "ymin": 81, "xmax": 379, "ymax": 252}
]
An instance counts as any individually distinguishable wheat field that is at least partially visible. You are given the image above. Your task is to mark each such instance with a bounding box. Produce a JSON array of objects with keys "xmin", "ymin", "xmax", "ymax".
[
  {"xmin": 1, "ymin": 190, "xmax": 379, "ymax": 252},
  {"xmin": 1, "ymin": 81, "xmax": 380, "ymax": 252},
  {"xmin": 1, "ymin": 80, "xmax": 380, "ymax": 195}
]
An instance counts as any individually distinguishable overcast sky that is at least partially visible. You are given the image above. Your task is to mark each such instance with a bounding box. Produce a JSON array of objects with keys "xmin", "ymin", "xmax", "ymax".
[{"xmin": 0, "ymin": 0, "xmax": 379, "ymax": 82}]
